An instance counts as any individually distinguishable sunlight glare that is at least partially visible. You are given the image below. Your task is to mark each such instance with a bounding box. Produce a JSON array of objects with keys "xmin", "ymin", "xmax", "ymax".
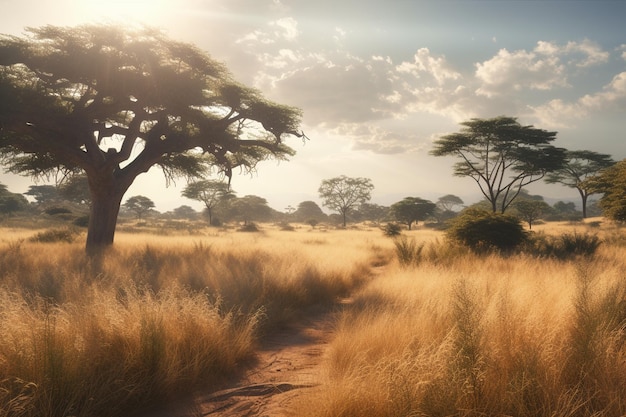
[{"xmin": 78, "ymin": 0, "xmax": 172, "ymax": 25}]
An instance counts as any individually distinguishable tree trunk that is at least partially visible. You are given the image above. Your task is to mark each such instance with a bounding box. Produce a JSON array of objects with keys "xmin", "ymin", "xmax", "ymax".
[
  {"xmin": 581, "ymin": 191, "xmax": 588, "ymax": 219},
  {"xmin": 86, "ymin": 186, "xmax": 125, "ymax": 255}
]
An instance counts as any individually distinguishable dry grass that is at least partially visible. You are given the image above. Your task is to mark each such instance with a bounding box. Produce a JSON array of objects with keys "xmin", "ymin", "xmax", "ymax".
[
  {"xmin": 0, "ymin": 225, "xmax": 389, "ymax": 417},
  {"xmin": 292, "ymin": 221, "xmax": 626, "ymax": 417}
]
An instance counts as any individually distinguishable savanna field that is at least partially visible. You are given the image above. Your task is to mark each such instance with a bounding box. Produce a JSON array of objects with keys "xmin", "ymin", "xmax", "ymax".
[{"xmin": 0, "ymin": 219, "xmax": 625, "ymax": 417}]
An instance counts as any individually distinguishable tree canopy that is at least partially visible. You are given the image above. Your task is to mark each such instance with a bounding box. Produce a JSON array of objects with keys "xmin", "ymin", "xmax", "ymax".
[
  {"xmin": 0, "ymin": 24, "xmax": 304, "ymax": 253},
  {"xmin": 389, "ymin": 197, "xmax": 435, "ymax": 230},
  {"xmin": 123, "ymin": 195, "xmax": 155, "ymax": 219},
  {"xmin": 431, "ymin": 116, "xmax": 565, "ymax": 213},
  {"xmin": 545, "ymin": 150, "xmax": 614, "ymax": 218},
  {"xmin": 318, "ymin": 175, "xmax": 374, "ymax": 227},
  {"xmin": 181, "ymin": 179, "xmax": 232, "ymax": 225},
  {"xmin": 586, "ymin": 159, "xmax": 626, "ymax": 222}
]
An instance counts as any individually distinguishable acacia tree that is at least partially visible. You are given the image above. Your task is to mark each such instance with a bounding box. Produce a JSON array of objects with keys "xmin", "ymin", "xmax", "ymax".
[
  {"xmin": 545, "ymin": 150, "xmax": 614, "ymax": 218},
  {"xmin": 431, "ymin": 116, "xmax": 565, "ymax": 213},
  {"xmin": 123, "ymin": 195, "xmax": 155, "ymax": 219},
  {"xmin": 586, "ymin": 159, "xmax": 626, "ymax": 222},
  {"xmin": 182, "ymin": 180, "xmax": 233, "ymax": 225},
  {"xmin": 389, "ymin": 197, "xmax": 436, "ymax": 230},
  {"xmin": 0, "ymin": 25, "xmax": 303, "ymax": 253},
  {"xmin": 513, "ymin": 199, "xmax": 551, "ymax": 229},
  {"xmin": 318, "ymin": 175, "xmax": 374, "ymax": 227}
]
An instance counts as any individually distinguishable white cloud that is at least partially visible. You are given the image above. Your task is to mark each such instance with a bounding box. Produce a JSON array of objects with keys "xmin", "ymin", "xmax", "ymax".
[
  {"xmin": 475, "ymin": 40, "xmax": 610, "ymax": 98},
  {"xmin": 531, "ymin": 71, "xmax": 626, "ymax": 128},
  {"xmin": 270, "ymin": 17, "xmax": 299, "ymax": 41},
  {"xmin": 475, "ymin": 47, "xmax": 567, "ymax": 97},
  {"xmin": 396, "ymin": 48, "xmax": 461, "ymax": 85}
]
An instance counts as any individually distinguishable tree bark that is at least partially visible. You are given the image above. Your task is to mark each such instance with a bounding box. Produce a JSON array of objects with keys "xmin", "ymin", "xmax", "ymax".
[{"xmin": 86, "ymin": 184, "xmax": 125, "ymax": 255}]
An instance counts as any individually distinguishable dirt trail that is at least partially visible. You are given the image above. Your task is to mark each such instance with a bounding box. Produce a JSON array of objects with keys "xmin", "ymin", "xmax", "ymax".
[{"xmin": 141, "ymin": 301, "xmax": 347, "ymax": 417}]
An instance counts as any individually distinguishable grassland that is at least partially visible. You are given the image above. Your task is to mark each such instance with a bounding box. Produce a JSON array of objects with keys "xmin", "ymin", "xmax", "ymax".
[
  {"xmin": 1, "ymin": 219, "xmax": 625, "ymax": 417},
  {"xmin": 291, "ymin": 219, "xmax": 626, "ymax": 417},
  {"xmin": 0, "ymin": 223, "xmax": 390, "ymax": 417}
]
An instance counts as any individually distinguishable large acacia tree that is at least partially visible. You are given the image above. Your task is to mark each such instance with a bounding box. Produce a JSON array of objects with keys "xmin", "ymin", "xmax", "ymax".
[
  {"xmin": 431, "ymin": 116, "xmax": 565, "ymax": 213},
  {"xmin": 545, "ymin": 150, "xmax": 614, "ymax": 218},
  {"xmin": 0, "ymin": 25, "xmax": 303, "ymax": 252}
]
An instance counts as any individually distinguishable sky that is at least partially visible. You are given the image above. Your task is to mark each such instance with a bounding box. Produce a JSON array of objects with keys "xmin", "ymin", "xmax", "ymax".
[{"xmin": 1, "ymin": 0, "xmax": 625, "ymax": 213}]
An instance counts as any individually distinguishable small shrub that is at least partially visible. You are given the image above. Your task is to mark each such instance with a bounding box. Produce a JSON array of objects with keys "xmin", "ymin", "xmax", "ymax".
[
  {"xmin": 29, "ymin": 227, "xmax": 80, "ymax": 243},
  {"xmin": 238, "ymin": 222, "xmax": 260, "ymax": 232},
  {"xmin": 382, "ymin": 222, "xmax": 402, "ymax": 237},
  {"xmin": 44, "ymin": 207, "xmax": 72, "ymax": 215},
  {"xmin": 278, "ymin": 222, "xmax": 295, "ymax": 231},
  {"xmin": 393, "ymin": 236, "xmax": 425, "ymax": 267},
  {"xmin": 529, "ymin": 232, "xmax": 601, "ymax": 259},
  {"xmin": 72, "ymin": 215, "xmax": 90, "ymax": 228},
  {"xmin": 446, "ymin": 209, "xmax": 527, "ymax": 253}
]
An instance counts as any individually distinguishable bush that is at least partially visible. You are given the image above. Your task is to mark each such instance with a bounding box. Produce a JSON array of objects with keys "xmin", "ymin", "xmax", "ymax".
[
  {"xmin": 393, "ymin": 236, "xmax": 425, "ymax": 266},
  {"xmin": 44, "ymin": 206, "xmax": 72, "ymax": 215},
  {"xmin": 446, "ymin": 208, "xmax": 527, "ymax": 253},
  {"xmin": 238, "ymin": 222, "xmax": 260, "ymax": 232},
  {"xmin": 72, "ymin": 215, "xmax": 90, "ymax": 228},
  {"xmin": 528, "ymin": 232, "xmax": 601, "ymax": 259},
  {"xmin": 382, "ymin": 222, "xmax": 402, "ymax": 237},
  {"xmin": 29, "ymin": 227, "xmax": 80, "ymax": 243}
]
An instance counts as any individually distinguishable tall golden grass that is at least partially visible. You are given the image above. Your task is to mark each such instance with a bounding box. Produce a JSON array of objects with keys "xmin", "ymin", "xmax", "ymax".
[
  {"xmin": 293, "ymin": 220, "xmax": 626, "ymax": 417},
  {"xmin": 0, "ymin": 225, "xmax": 389, "ymax": 417}
]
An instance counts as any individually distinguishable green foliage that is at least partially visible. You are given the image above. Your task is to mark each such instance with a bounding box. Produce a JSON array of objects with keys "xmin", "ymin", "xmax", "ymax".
[{"xmin": 446, "ymin": 209, "xmax": 528, "ymax": 253}]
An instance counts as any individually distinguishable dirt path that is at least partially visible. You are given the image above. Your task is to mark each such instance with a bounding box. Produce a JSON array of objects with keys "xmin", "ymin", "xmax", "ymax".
[{"xmin": 141, "ymin": 301, "xmax": 347, "ymax": 417}]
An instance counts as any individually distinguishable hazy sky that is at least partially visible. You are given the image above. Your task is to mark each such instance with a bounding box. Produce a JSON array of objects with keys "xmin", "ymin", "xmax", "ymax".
[{"xmin": 1, "ymin": 0, "xmax": 625, "ymax": 212}]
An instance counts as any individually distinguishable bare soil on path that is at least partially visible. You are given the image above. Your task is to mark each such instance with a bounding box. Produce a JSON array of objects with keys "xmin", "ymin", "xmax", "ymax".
[{"xmin": 138, "ymin": 301, "xmax": 348, "ymax": 417}]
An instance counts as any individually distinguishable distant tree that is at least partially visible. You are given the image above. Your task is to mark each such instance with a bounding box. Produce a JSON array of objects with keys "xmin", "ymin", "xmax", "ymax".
[
  {"xmin": 58, "ymin": 174, "xmax": 91, "ymax": 205},
  {"xmin": 545, "ymin": 150, "xmax": 615, "ymax": 218},
  {"xmin": 431, "ymin": 116, "xmax": 565, "ymax": 213},
  {"xmin": 229, "ymin": 195, "xmax": 272, "ymax": 224},
  {"xmin": 306, "ymin": 219, "xmax": 319, "ymax": 229},
  {"xmin": 513, "ymin": 199, "xmax": 552, "ymax": 229},
  {"xmin": 293, "ymin": 201, "xmax": 326, "ymax": 223},
  {"xmin": 182, "ymin": 180, "xmax": 233, "ymax": 225},
  {"xmin": 586, "ymin": 159, "xmax": 626, "ymax": 222},
  {"xmin": 0, "ymin": 24, "xmax": 303, "ymax": 253},
  {"xmin": 547, "ymin": 200, "xmax": 582, "ymax": 221},
  {"xmin": 553, "ymin": 201, "xmax": 577, "ymax": 214},
  {"xmin": 433, "ymin": 194, "xmax": 465, "ymax": 222},
  {"xmin": 354, "ymin": 203, "xmax": 389, "ymax": 223},
  {"xmin": 0, "ymin": 183, "xmax": 28, "ymax": 215},
  {"xmin": 24, "ymin": 185, "xmax": 60, "ymax": 205},
  {"xmin": 389, "ymin": 197, "xmax": 436, "ymax": 230},
  {"xmin": 123, "ymin": 195, "xmax": 155, "ymax": 220},
  {"xmin": 318, "ymin": 175, "xmax": 374, "ymax": 227},
  {"xmin": 437, "ymin": 194, "xmax": 464, "ymax": 212},
  {"xmin": 171, "ymin": 205, "xmax": 198, "ymax": 220}
]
